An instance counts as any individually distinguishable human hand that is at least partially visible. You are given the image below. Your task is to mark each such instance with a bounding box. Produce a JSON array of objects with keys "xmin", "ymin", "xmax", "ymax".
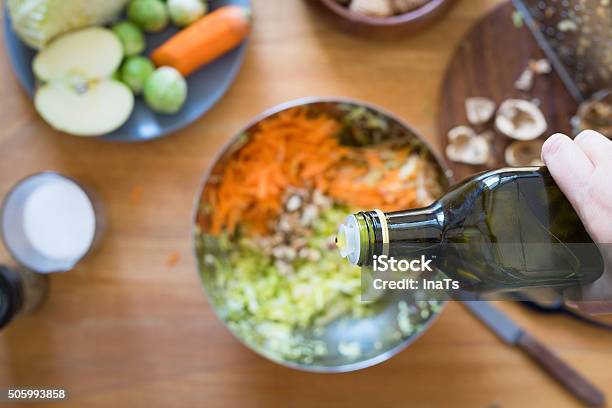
[{"xmin": 541, "ymin": 130, "xmax": 612, "ymax": 314}]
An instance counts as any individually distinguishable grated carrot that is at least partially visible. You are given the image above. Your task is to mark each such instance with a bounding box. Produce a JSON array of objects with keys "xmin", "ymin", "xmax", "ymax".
[{"xmin": 206, "ymin": 108, "xmax": 422, "ymax": 235}]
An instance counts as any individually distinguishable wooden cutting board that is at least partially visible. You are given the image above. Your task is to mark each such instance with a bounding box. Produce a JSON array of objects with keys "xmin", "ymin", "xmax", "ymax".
[{"xmin": 437, "ymin": 1, "xmax": 578, "ymax": 183}]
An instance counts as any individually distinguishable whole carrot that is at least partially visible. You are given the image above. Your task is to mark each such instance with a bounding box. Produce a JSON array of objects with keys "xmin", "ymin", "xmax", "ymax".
[{"xmin": 152, "ymin": 5, "xmax": 251, "ymax": 76}]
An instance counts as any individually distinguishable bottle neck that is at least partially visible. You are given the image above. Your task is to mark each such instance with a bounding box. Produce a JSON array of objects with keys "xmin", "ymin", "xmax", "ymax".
[
  {"xmin": 385, "ymin": 204, "xmax": 445, "ymax": 244},
  {"xmin": 338, "ymin": 205, "xmax": 444, "ymax": 266}
]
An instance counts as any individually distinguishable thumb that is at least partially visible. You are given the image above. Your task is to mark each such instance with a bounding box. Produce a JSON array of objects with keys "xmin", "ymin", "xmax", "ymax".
[{"xmin": 541, "ymin": 133, "xmax": 593, "ymax": 214}]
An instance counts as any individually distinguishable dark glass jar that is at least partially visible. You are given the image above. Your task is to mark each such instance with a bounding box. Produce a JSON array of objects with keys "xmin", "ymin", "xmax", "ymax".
[{"xmin": 0, "ymin": 265, "xmax": 48, "ymax": 330}]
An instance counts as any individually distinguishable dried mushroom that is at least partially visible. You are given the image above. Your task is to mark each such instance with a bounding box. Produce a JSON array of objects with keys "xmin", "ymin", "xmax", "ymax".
[
  {"xmin": 505, "ymin": 140, "xmax": 544, "ymax": 167},
  {"xmin": 515, "ymin": 58, "xmax": 552, "ymax": 91},
  {"xmin": 446, "ymin": 126, "xmax": 490, "ymax": 165},
  {"xmin": 495, "ymin": 99, "xmax": 547, "ymax": 140},
  {"xmin": 349, "ymin": 0, "xmax": 394, "ymax": 17},
  {"xmin": 465, "ymin": 97, "xmax": 496, "ymax": 125},
  {"xmin": 392, "ymin": 0, "xmax": 430, "ymax": 13},
  {"xmin": 448, "ymin": 125, "xmax": 476, "ymax": 140},
  {"xmin": 342, "ymin": 0, "xmax": 431, "ymax": 17},
  {"xmin": 514, "ymin": 68, "xmax": 534, "ymax": 91},
  {"xmin": 529, "ymin": 59, "xmax": 552, "ymax": 75},
  {"xmin": 576, "ymin": 90, "xmax": 612, "ymax": 138}
]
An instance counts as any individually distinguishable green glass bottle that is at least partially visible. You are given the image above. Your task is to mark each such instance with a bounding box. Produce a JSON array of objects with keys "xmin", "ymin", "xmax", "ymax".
[{"xmin": 337, "ymin": 167, "xmax": 604, "ymax": 292}]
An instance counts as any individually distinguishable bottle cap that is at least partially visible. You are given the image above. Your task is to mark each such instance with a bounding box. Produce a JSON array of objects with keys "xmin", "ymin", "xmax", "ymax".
[{"xmin": 337, "ymin": 215, "xmax": 361, "ymax": 265}]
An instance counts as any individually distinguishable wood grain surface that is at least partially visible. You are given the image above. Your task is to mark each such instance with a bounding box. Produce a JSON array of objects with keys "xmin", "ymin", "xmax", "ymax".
[
  {"xmin": 0, "ymin": 1, "xmax": 610, "ymax": 407},
  {"xmin": 438, "ymin": 1, "xmax": 578, "ymax": 182}
]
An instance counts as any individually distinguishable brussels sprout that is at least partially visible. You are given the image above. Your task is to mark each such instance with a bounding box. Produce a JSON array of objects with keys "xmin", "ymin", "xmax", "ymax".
[
  {"xmin": 112, "ymin": 21, "xmax": 146, "ymax": 56},
  {"xmin": 120, "ymin": 56, "xmax": 155, "ymax": 94},
  {"xmin": 167, "ymin": 0, "xmax": 207, "ymax": 27},
  {"xmin": 127, "ymin": 0, "xmax": 169, "ymax": 32},
  {"xmin": 143, "ymin": 67, "xmax": 188, "ymax": 114}
]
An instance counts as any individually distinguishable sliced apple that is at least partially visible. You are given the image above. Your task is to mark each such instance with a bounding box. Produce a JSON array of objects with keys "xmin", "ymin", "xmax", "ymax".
[
  {"xmin": 33, "ymin": 27, "xmax": 123, "ymax": 82},
  {"xmin": 31, "ymin": 26, "xmax": 133, "ymax": 136},
  {"xmin": 35, "ymin": 79, "xmax": 134, "ymax": 136}
]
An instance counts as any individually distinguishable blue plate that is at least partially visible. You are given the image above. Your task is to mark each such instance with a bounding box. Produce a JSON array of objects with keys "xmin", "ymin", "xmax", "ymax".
[{"xmin": 2, "ymin": 0, "xmax": 250, "ymax": 142}]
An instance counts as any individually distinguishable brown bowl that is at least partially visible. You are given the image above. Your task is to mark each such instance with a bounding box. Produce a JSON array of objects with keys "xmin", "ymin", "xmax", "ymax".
[{"xmin": 314, "ymin": 0, "xmax": 457, "ymax": 37}]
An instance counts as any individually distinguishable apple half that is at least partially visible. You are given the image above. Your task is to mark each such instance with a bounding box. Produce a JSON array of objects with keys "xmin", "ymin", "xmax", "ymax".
[
  {"xmin": 35, "ymin": 80, "xmax": 134, "ymax": 136},
  {"xmin": 33, "ymin": 27, "xmax": 134, "ymax": 137}
]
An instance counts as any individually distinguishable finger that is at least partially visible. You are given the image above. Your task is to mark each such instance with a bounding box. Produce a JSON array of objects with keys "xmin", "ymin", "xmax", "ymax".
[
  {"xmin": 541, "ymin": 133, "xmax": 594, "ymax": 211},
  {"xmin": 574, "ymin": 130, "xmax": 612, "ymax": 167}
]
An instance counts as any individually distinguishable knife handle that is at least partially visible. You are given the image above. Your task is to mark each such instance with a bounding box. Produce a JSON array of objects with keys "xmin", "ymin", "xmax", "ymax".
[{"xmin": 517, "ymin": 332, "xmax": 605, "ymax": 407}]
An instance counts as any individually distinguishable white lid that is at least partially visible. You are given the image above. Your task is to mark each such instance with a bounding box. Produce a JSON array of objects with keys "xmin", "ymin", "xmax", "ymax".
[{"xmin": 1, "ymin": 173, "xmax": 97, "ymax": 274}]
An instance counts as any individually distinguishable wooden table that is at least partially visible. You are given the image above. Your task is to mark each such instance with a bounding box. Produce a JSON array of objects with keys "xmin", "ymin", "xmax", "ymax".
[{"xmin": 0, "ymin": 1, "xmax": 610, "ymax": 407}]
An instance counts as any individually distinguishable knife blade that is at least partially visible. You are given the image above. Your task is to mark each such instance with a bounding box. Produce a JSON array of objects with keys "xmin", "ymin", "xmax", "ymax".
[
  {"xmin": 463, "ymin": 300, "xmax": 522, "ymax": 344},
  {"xmin": 463, "ymin": 301, "xmax": 605, "ymax": 407}
]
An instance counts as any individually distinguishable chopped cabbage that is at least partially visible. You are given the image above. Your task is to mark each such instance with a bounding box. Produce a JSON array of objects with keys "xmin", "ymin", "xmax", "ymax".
[
  {"xmin": 8, "ymin": 0, "xmax": 129, "ymax": 49},
  {"xmin": 199, "ymin": 202, "xmax": 446, "ymax": 365},
  {"xmin": 203, "ymin": 205, "xmax": 374, "ymax": 363}
]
